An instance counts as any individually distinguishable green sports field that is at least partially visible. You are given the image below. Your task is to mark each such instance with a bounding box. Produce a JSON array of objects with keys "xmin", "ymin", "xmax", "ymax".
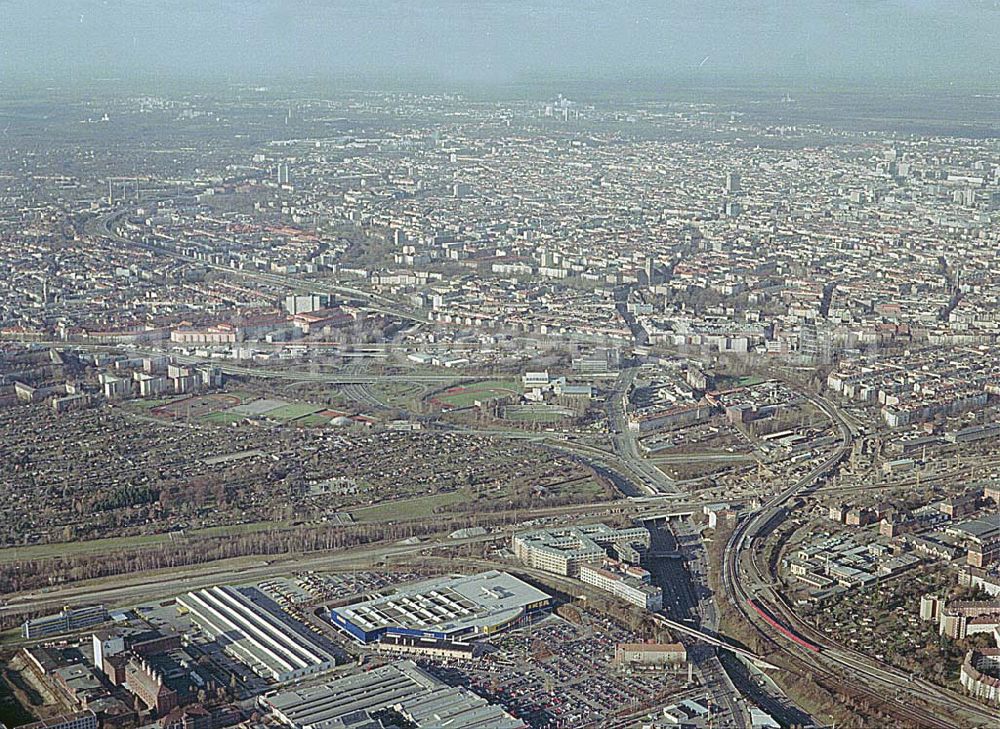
[
  {"xmin": 295, "ymin": 413, "xmax": 333, "ymax": 427},
  {"xmin": 201, "ymin": 411, "xmax": 247, "ymax": 425},
  {"xmin": 264, "ymin": 403, "xmax": 326, "ymax": 420},
  {"xmin": 432, "ymin": 379, "xmax": 521, "ymax": 409}
]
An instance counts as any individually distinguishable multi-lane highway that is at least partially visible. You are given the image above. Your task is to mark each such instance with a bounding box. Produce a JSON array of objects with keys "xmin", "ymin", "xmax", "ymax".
[
  {"xmin": 598, "ymin": 366, "xmax": 749, "ymax": 727},
  {"xmin": 0, "ymin": 497, "xmax": 710, "ymax": 615},
  {"xmin": 606, "ymin": 366, "xmax": 679, "ymax": 494}
]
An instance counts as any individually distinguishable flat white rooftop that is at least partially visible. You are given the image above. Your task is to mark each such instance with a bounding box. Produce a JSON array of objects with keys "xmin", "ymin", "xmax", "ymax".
[
  {"xmin": 331, "ymin": 570, "xmax": 550, "ymax": 639},
  {"xmin": 264, "ymin": 660, "xmax": 524, "ymax": 729},
  {"xmin": 179, "ymin": 585, "xmax": 337, "ymax": 682}
]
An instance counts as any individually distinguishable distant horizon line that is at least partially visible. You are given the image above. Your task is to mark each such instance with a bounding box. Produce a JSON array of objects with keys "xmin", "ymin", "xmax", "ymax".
[{"xmin": 0, "ymin": 69, "xmax": 996, "ymax": 99}]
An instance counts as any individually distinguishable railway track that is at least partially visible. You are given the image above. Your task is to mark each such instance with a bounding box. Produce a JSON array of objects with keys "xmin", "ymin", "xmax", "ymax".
[
  {"xmin": 763, "ymin": 580, "xmax": 996, "ymax": 725},
  {"xmin": 738, "ymin": 553, "xmax": 957, "ymax": 726},
  {"xmin": 722, "ymin": 390, "xmax": 995, "ymax": 727}
]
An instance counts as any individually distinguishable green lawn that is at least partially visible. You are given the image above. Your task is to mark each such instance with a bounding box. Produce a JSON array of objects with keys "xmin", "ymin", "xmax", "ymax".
[
  {"xmin": 265, "ymin": 403, "xmax": 325, "ymax": 420},
  {"xmin": 371, "ymin": 382, "xmax": 425, "ymax": 408},
  {"xmin": 468, "ymin": 379, "xmax": 521, "ymax": 391},
  {"xmin": 0, "ymin": 626, "xmax": 22, "ymax": 646},
  {"xmin": 187, "ymin": 520, "xmax": 289, "ymax": 538},
  {"xmin": 547, "ymin": 477, "xmax": 604, "ymax": 499},
  {"xmin": 222, "ymin": 390, "xmax": 260, "ymax": 404},
  {"xmin": 295, "ymin": 413, "xmax": 332, "ymax": 427},
  {"xmin": 436, "ymin": 380, "xmax": 520, "ymax": 408},
  {"xmin": 201, "ymin": 411, "xmax": 246, "ymax": 425},
  {"xmin": 0, "ymin": 532, "xmax": 178, "ymax": 563},
  {"xmin": 716, "ymin": 375, "xmax": 766, "ymax": 389},
  {"xmin": 0, "ymin": 520, "xmax": 290, "ymax": 564},
  {"xmin": 350, "ymin": 491, "xmax": 467, "ymax": 523}
]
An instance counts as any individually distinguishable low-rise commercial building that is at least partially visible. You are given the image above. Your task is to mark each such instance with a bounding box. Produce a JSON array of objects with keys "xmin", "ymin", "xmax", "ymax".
[
  {"xmin": 16, "ymin": 711, "xmax": 98, "ymax": 729},
  {"xmin": 614, "ymin": 643, "xmax": 687, "ymax": 668},
  {"xmin": 262, "ymin": 659, "xmax": 525, "ymax": 729},
  {"xmin": 330, "ymin": 571, "xmax": 550, "ymax": 644}
]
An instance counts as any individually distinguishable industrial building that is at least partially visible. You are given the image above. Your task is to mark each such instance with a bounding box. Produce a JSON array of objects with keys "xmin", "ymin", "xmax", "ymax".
[
  {"xmin": 262, "ymin": 659, "xmax": 525, "ymax": 729},
  {"xmin": 123, "ymin": 656, "xmax": 178, "ymax": 715},
  {"xmin": 22, "ymin": 605, "xmax": 109, "ymax": 639},
  {"xmin": 92, "ymin": 631, "xmax": 126, "ymax": 677},
  {"xmin": 512, "ymin": 523, "xmax": 651, "ymax": 576},
  {"xmin": 329, "ymin": 570, "xmax": 551, "ymax": 644},
  {"xmin": 178, "ymin": 585, "xmax": 338, "ymax": 682}
]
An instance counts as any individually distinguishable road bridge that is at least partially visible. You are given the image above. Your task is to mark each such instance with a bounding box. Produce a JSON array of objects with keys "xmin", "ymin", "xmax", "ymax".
[
  {"xmin": 650, "ymin": 614, "xmax": 779, "ymax": 671},
  {"xmin": 634, "ymin": 510, "xmax": 697, "ymax": 522}
]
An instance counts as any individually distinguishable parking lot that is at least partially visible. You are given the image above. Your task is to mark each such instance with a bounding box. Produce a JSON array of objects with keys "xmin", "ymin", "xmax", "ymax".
[
  {"xmin": 259, "ymin": 569, "xmax": 427, "ymax": 606},
  {"xmin": 420, "ymin": 612, "xmax": 687, "ymax": 728}
]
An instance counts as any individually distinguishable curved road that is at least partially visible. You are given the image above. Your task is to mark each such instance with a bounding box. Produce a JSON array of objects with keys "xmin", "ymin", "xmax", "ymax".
[{"xmin": 722, "ymin": 391, "xmax": 994, "ymax": 727}]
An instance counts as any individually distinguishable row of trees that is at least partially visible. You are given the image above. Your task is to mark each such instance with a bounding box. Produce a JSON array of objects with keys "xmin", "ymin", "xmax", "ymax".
[
  {"xmin": 92, "ymin": 483, "xmax": 160, "ymax": 512},
  {"xmin": 0, "ymin": 507, "xmax": 540, "ymax": 598}
]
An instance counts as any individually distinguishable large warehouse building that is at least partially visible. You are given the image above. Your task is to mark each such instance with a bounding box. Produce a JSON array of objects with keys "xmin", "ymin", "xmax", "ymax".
[
  {"xmin": 178, "ymin": 585, "xmax": 339, "ymax": 682},
  {"xmin": 329, "ymin": 570, "xmax": 551, "ymax": 644},
  {"xmin": 263, "ymin": 659, "xmax": 525, "ymax": 729}
]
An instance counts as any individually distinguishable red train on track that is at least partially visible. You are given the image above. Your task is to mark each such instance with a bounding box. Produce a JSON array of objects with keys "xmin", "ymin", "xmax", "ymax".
[{"xmin": 748, "ymin": 599, "xmax": 822, "ymax": 653}]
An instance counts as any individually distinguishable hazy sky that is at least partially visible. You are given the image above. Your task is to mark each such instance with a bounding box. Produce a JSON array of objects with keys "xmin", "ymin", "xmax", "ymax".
[{"xmin": 0, "ymin": 1, "xmax": 997, "ymax": 89}]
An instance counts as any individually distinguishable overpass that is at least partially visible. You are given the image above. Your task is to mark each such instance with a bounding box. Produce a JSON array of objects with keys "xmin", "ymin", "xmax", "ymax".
[
  {"xmin": 650, "ymin": 613, "xmax": 779, "ymax": 671},
  {"xmin": 634, "ymin": 510, "xmax": 697, "ymax": 522}
]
